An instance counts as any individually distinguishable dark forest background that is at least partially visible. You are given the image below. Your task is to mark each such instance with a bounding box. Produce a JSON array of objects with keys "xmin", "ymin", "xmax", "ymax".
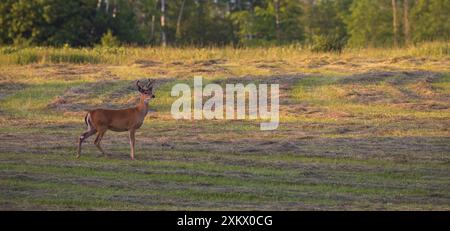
[{"xmin": 0, "ymin": 0, "xmax": 449, "ymax": 48}]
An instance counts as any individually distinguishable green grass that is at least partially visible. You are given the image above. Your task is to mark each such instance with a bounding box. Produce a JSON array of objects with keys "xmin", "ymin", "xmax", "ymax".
[
  {"xmin": 0, "ymin": 41, "xmax": 449, "ymax": 66},
  {"xmin": 0, "ymin": 46, "xmax": 449, "ymax": 210}
]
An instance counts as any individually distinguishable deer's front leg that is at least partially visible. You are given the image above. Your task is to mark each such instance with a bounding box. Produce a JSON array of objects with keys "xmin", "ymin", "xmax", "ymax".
[{"xmin": 129, "ymin": 129, "xmax": 136, "ymax": 160}]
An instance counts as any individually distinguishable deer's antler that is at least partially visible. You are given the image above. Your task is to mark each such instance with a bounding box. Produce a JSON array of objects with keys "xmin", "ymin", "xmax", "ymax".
[
  {"xmin": 146, "ymin": 79, "xmax": 156, "ymax": 88},
  {"xmin": 136, "ymin": 80, "xmax": 144, "ymax": 92}
]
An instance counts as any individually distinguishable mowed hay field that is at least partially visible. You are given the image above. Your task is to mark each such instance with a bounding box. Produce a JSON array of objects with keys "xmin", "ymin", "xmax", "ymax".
[{"xmin": 0, "ymin": 44, "xmax": 449, "ymax": 210}]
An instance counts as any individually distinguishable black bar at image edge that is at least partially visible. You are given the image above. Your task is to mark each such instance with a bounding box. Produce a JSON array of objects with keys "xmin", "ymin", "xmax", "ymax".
[{"xmin": 0, "ymin": 211, "xmax": 448, "ymax": 229}]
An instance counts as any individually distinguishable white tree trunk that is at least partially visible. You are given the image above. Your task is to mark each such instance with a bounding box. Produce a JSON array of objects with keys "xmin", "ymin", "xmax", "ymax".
[{"xmin": 161, "ymin": 0, "xmax": 166, "ymax": 47}]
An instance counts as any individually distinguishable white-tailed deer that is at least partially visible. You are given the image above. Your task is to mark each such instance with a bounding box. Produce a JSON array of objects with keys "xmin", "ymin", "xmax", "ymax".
[{"xmin": 77, "ymin": 79, "xmax": 156, "ymax": 160}]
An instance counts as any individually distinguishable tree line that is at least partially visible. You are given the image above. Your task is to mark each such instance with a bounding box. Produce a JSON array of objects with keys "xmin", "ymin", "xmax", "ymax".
[{"xmin": 0, "ymin": 0, "xmax": 449, "ymax": 48}]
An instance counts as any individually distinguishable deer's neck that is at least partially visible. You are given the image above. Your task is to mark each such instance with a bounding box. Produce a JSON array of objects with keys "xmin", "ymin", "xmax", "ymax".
[{"xmin": 136, "ymin": 97, "xmax": 149, "ymax": 118}]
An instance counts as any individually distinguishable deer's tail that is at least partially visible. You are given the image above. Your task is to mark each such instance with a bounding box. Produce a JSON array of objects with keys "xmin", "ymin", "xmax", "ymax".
[
  {"xmin": 84, "ymin": 113, "xmax": 89, "ymax": 127},
  {"xmin": 84, "ymin": 112, "xmax": 95, "ymax": 131}
]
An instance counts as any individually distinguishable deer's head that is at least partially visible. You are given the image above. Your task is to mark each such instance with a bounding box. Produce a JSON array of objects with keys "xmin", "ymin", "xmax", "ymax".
[{"xmin": 137, "ymin": 79, "xmax": 156, "ymax": 103}]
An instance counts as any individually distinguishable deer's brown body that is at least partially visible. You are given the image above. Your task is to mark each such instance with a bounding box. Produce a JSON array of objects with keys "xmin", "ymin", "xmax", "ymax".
[{"xmin": 76, "ymin": 79, "xmax": 155, "ymax": 160}]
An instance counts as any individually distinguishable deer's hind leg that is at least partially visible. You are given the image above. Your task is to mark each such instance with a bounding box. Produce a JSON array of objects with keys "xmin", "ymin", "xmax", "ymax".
[
  {"xmin": 94, "ymin": 129, "xmax": 108, "ymax": 157},
  {"xmin": 77, "ymin": 128, "xmax": 97, "ymax": 158}
]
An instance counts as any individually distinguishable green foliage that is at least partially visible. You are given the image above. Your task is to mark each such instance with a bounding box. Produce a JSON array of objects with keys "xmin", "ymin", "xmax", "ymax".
[
  {"xmin": 346, "ymin": 0, "xmax": 393, "ymax": 47},
  {"xmin": 0, "ymin": 0, "xmax": 141, "ymax": 46},
  {"xmin": 310, "ymin": 35, "xmax": 346, "ymax": 53},
  {"xmin": 48, "ymin": 53, "xmax": 99, "ymax": 64},
  {"xmin": 41, "ymin": 0, "xmax": 104, "ymax": 46},
  {"xmin": 16, "ymin": 51, "xmax": 39, "ymax": 64},
  {"xmin": 0, "ymin": 47, "xmax": 19, "ymax": 54},
  {"xmin": 173, "ymin": 0, "xmax": 235, "ymax": 46},
  {"xmin": 1, "ymin": 0, "xmax": 44, "ymax": 46},
  {"xmin": 231, "ymin": 0, "xmax": 304, "ymax": 45},
  {"xmin": 411, "ymin": 0, "xmax": 450, "ymax": 42},
  {"xmin": 409, "ymin": 41, "xmax": 450, "ymax": 56},
  {"xmin": 305, "ymin": 0, "xmax": 351, "ymax": 44},
  {"xmin": 100, "ymin": 30, "xmax": 120, "ymax": 47},
  {"xmin": 0, "ymin": 0, "xmax": 449, "ymax": 48}
]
